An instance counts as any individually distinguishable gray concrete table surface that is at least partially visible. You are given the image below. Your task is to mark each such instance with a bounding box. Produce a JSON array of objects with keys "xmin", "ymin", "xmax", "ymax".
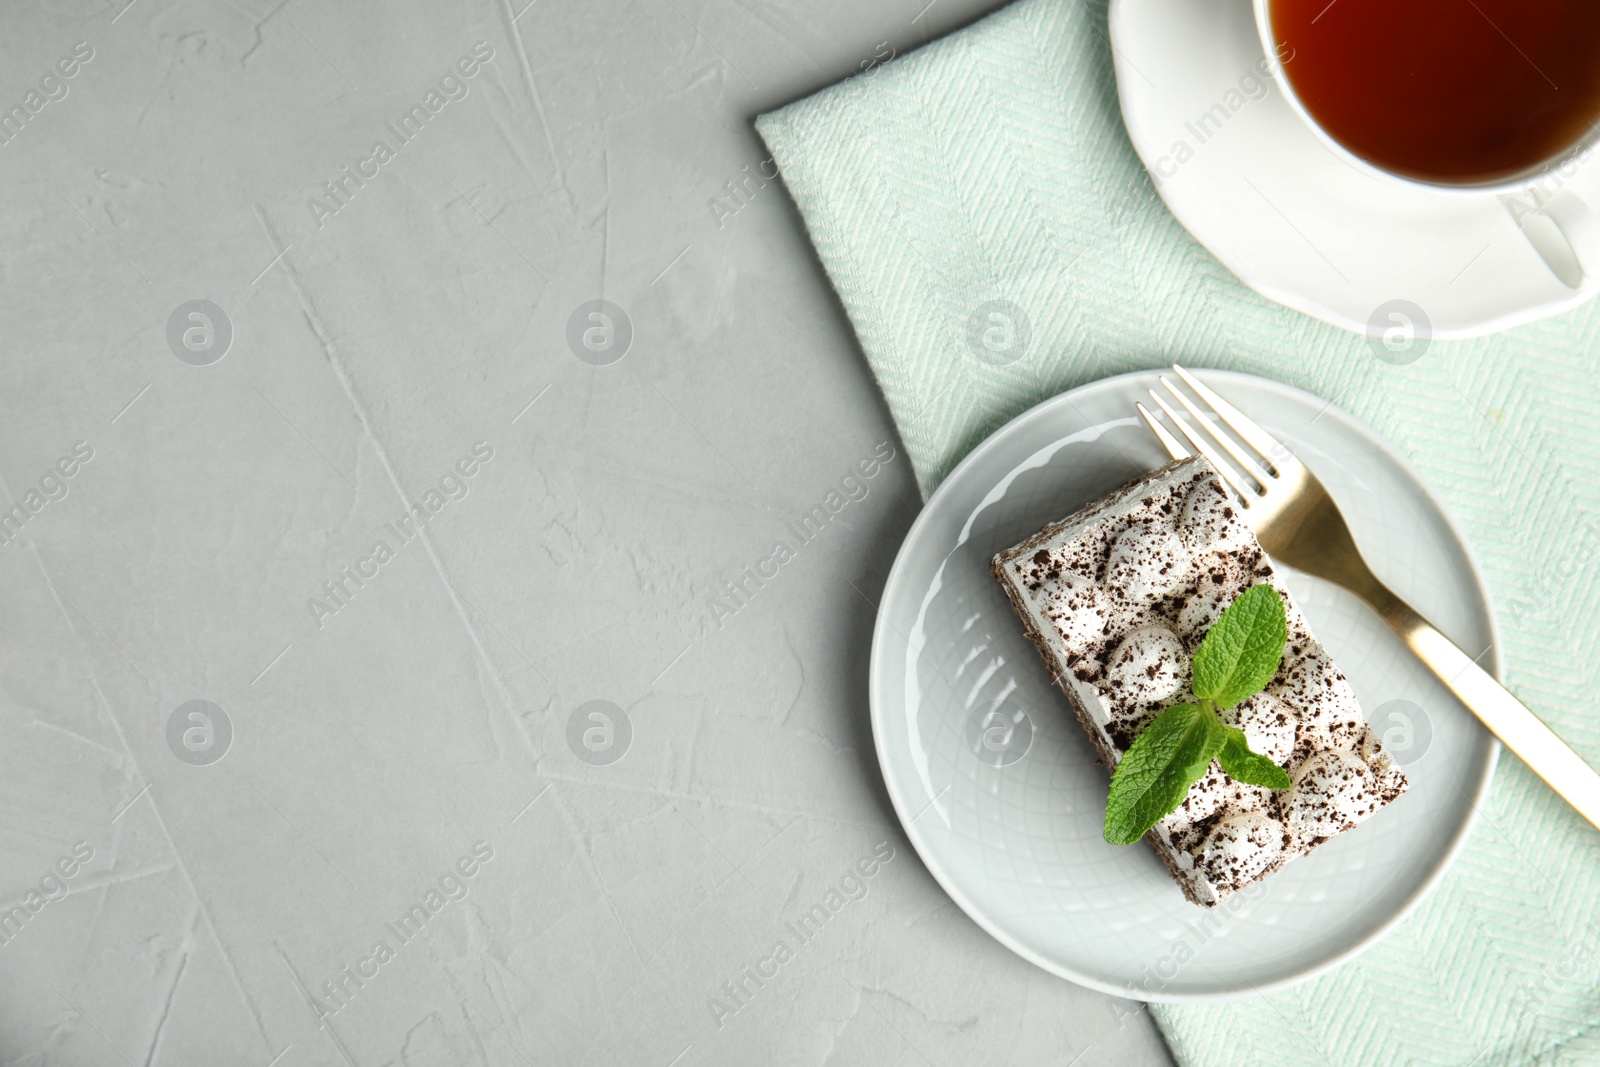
[{"xmin": 0, "ymin": 0, "xmax": 1175, "ymax": 1064}]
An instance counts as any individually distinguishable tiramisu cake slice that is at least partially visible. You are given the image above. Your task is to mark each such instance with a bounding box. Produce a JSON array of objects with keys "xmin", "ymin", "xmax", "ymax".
[{"xmin": 992, "ymin": 455, "xmax": 1407, "ymax": 907}]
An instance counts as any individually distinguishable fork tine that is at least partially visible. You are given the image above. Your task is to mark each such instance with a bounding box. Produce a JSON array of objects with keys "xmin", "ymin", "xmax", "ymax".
[
  {"xmin": 1137, "ymin": 402, "xmax": 1189, "ymax": 461},
  {"xmin": 1158, "ymin": 374, "xmax": 1274, "ymax": 490},
  {"xmin": 1147, "ymin": 390, "xmax": 1258, "ymax": 505},
  {"xmin": 1170, "ymin": 365, "xmax": 1303, "ymax": 476}
]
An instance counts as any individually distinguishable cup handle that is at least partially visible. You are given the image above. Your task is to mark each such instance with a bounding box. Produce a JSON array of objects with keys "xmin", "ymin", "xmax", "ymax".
[{"xmin": 1504, "ymin": 189, "xmax": 1600, "ymax": 290}]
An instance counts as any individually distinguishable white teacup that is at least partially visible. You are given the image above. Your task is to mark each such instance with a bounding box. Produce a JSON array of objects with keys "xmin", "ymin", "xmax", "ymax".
[{"xmin": 1252, "ymin": 0, "xmax": 1600, "ymax": 289}]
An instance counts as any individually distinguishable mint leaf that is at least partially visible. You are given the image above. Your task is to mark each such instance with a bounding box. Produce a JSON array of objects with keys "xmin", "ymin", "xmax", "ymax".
[
  {"xmin": 1191, "ymin": 584, "xmax": 1288, "ymax": 708},
  {"xmin": 1217, "ymin": 726, "xmax": 1292, "ymax": 790},
  {"xmin": 1103, "ymin": 703, "xmax": 1226, "ymax": 846}
]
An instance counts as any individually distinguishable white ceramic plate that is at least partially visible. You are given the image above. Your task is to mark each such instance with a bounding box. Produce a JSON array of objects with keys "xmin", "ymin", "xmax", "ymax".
[
  {"xmin": 1107, "ymin": 0, "xmax": 1600, "ymax": 339},
  {"xmin": 869, "ymin": 370, "xmax": 1499, "ymax": 1001}
]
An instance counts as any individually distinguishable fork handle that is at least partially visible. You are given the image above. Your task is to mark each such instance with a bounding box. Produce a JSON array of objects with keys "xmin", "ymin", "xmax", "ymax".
[{"xmin": 1373, "ymin": 589, "xmax": 1600, "ymax": 831}]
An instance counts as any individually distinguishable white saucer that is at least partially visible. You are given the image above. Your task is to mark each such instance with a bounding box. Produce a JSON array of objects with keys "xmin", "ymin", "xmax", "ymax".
[
  {"xmin": 868, "ymin": 369, "xmax": 1499, "ymax": 1001},
  {"xmin": 1108, "ymin": 0, "xmax": 1600, "ymax": 338}
]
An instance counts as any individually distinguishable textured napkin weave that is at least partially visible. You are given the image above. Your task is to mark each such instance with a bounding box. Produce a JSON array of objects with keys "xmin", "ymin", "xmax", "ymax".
[{"xmin": 756, "ymin": 1, "xmax": 1600, "ymax": 1063}]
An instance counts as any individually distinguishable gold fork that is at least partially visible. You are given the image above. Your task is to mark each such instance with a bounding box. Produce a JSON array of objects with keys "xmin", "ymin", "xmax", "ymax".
[{"xmin": 1138, "ymin": 364, "xmax": 1600, "ymax": 832}]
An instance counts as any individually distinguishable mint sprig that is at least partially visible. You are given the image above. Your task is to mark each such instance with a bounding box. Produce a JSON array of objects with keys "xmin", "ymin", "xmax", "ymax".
[
  {"xmin": 1218, "ymin": 727, "xmax": 1292, "ymax": 790},
  {"xmin": 1103, "ymin": 583, "xmax": 1292, "ymax": 846},
  {"xmin": 1191, "ymin": 583, "xmax": 1288, "ymax": 709},
  {"xmin": 1102, "ymin": 703, "xmax": 1226, "ymax": 846}
]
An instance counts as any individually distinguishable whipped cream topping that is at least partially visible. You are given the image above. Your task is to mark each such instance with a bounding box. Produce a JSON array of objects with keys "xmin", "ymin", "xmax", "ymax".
[
  {"xmin": 1361, "ymin": 731, "xmax": 1411, "ymax": 796},
  {"xmin": 1181, "ymin": 475, "xmax": 1256, "ymax": 557},
  {"xmin": 995, "ymin": 457, "xmax": 1408, "ymax": 903},
  {"xmin": 1285, "ymin": 749, "xmax": 1384, "ymax": 837},
  {"xmin": 1176, "ymin": 579, "xmax": 1234, "ymax": 649},
  {"xmin": 1222, "ymin": 691, "xmax": 1297, "ymax": 764},
  {"xmin": 1037, "ymin": 572, "xmax": 1110, "ymax": 649},
  {"xmin": 1104, "ymin": 524, "xmax": 1193, "ymax": 604},
  {"xmin": 1169, "ymin": 762, "xmax": 1232, "ymax": 827},
  {"xmin": 1199, "ymin": 810, "xmax": 1285, "ymax": 887},
  {"xmin": 1273, "ymin": 647, "xmax": 1367, "ymax": 757},
  {"xmin": 1104, "ymin": 624, "xmax": 1189, "ymax": 708}
]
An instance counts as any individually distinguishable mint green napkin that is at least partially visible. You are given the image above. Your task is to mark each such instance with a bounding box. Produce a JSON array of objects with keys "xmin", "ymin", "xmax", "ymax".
[{"xmin": 757, "ymin": 1, "xmax": 1600, "ymax": 1062}]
